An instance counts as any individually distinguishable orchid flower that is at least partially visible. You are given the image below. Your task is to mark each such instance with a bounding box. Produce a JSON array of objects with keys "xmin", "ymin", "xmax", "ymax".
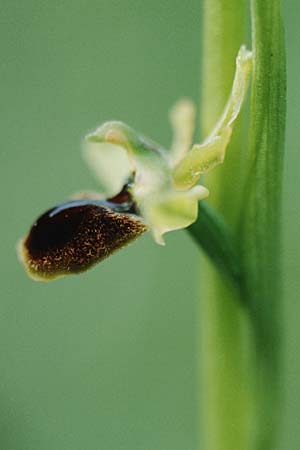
[{"xmin": 18, "ymin": 46, "xmax": 252, "ymax": 281}]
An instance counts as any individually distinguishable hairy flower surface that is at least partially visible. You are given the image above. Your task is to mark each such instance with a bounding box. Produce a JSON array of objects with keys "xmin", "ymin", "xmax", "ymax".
[{"xmin": 18, "ymin": 46, "xmax": 252, "ymax": 280}]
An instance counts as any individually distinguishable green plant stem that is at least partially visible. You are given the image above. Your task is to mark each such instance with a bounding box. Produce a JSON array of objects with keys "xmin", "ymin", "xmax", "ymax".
[
  {"xmin": 197, "ymin": 0, "xmax": 286, "ymax": 449},
  {"xmin": 241, "ymin": 1, "xmax": 286, "ymax": 449},
  {"xmin": 198, "ymin": 1, "xmax": 253, "ymax": 450},
  {"xmin": 188, "ymin": 202, "xmax": 242, "ymax": 290}
]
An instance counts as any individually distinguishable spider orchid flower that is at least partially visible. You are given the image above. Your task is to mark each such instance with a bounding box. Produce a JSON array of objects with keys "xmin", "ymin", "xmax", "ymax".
[{"xmin": 18, "ymin": 46, "xmax": 252, "ymax": 281}]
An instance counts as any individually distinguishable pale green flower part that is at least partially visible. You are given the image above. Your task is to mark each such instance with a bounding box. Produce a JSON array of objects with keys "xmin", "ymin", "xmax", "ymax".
[
  {"xmin": 83, "ymin": 46, "xmax": 252, "ymax": 244},
  {"xmin": 173, "ymin": 45, "xmax": 252, "ymax": 188}
]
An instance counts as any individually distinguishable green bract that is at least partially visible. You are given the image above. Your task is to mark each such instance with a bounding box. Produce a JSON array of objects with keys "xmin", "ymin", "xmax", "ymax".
[{"xmin": 84, "ymin": 46, "xmax": 252, "ymax": 244}]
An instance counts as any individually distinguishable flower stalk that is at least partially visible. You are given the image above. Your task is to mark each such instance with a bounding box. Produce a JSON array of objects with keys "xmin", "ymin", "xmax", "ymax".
[
  {"xmin": 198, "ymin": 1, "xmax": 253, "ymax": 450},
  {"xmin": 241, "ymin": 1, "xmax": 286, "ymax": 448},
  {"xmin": 198, "ymin": 1, "xmax": 286, "ymax": 450}
]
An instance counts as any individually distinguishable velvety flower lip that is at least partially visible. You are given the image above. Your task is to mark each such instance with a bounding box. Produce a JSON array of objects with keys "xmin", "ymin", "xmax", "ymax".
[{"xmin": 18, "ymin": 187, "xmax": 146, "ymax": 281}]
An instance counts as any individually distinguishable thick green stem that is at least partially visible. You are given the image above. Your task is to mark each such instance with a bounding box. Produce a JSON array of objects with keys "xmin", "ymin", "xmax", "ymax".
[
  {"xmin": 241, "ymin": 1, "xmax": 286, "ymax": 448},
  {"xmin": 198, "ymin": 0, "xmax": 286, "ymax": 450},
  {"xmin": 199, "ymin": 1, "xmax": 253, "ymax": 450}
]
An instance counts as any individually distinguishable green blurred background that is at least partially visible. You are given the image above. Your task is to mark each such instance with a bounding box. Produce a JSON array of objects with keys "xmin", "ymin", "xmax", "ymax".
[{"xmin": 0, "ymin": 1, "xmax": 299, "ymax": 449}]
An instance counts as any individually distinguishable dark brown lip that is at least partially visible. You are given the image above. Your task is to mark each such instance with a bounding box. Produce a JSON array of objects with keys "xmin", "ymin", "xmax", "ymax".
[{"xmin": 20, "ymin": 186, "xmax": 146, "ymax": 280}]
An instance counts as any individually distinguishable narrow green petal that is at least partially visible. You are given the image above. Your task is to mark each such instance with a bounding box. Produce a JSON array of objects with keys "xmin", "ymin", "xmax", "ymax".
[
  {"xmin": 173, "ymin": 46, "xmax": 252, "ymax": 189},
  {"xmin": 168, "ymin": 98, "xmax": 196, "ymax": 166},
  {"xmin": 172, "ymin": 127, "xmax": 232, "ymax": 189},
  {"xmin": 204, "ymin": 45, "xmax": 252, "ymax": 143}
]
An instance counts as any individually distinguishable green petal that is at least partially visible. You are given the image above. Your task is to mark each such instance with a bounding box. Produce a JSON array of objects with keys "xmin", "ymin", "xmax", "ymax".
[
  {"xmin": 173, "ymin": 46, "xmax": 252, "ymax": 189},
  {"xmin": 168, "ymin": 98, "xmax": 196, "ymax": 166},
  {"xmin": 172, "ymin": 127, "xmax": 232, "ymax": 189}
]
